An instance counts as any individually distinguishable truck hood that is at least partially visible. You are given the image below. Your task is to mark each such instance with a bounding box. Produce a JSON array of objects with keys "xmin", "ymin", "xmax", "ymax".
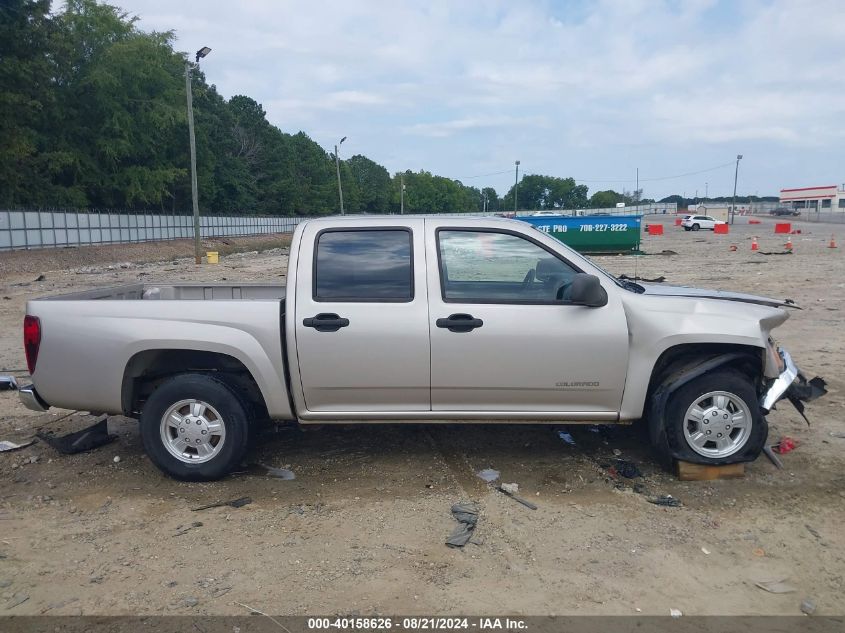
[{"xmin": 637, "ymin": 283, "xmax": 799, "ymax": 309}]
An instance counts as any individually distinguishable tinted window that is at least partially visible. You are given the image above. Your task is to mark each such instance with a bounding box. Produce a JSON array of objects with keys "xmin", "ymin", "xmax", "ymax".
[
  {"xmin": 315, "ymin": 230, "xmax": 413, "ymax": 301},
  {"xmin": 438, "ymin": 230, "xmax": 578, "ymax": 303}
]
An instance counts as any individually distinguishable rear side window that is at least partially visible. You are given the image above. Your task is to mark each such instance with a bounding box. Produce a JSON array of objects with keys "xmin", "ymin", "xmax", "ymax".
[{"xmin": 314, "ymin": 229, "xmax": 413, "ymax": 302}]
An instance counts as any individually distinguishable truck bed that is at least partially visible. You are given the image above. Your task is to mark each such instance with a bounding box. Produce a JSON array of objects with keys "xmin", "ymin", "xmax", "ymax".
[{"xmin": 39, "ymin": 282, "xmax": 286, "ymax": 301}]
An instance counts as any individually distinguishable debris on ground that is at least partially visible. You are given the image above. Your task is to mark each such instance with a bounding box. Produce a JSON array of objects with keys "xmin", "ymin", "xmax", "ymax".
[
  {"xmin": 805, "ymin": 525, "xmax": 821, "ymax": 539},
  {"xmin": 701, "ymin": 547, "xmax": 711, "ymax": 555},
  {"xmin": 609, "ymin": 459, "xmax": 642, "ymax": 479},
  {"xmin": 173, "ymin": 521, "xmax": 203, "ymax": 537},
  {"xmin": 612, "ymin": 448, "xmax": 622, "ymax": 456},
  {"xmin": 648, "ymin": 495, "xmax": 681, "ymax": 508},
  {"xmin": 669, "ymin": 608, "xmax": 682, "ymax": 618},
  {"xmin": 0, "ymin": 376, "xmax": 17, "ymax": 391},
  {"xmin": 476, "ymin": 468, "xmax": 500, "ymax": 483},
  {"xmin": 773, "ymin": 437, "xmax": 798, "ymax": 454},
  {"xmin": 445, "ymin": 501, "xmax": 479, "ymax": 548},
  {"xmin": 191, "ymin": 497, "xmax": 253, "ymax": 511},
  {"xmin": 496, "ymin": 485, "xmax": 538, "ymax": 510},
  {"xmin": 34, "ymin": 274, "xmax": 46, "ymax": 282},
  {"xmin": 251, "ymin": 463, "xmax": 296, "ymax": 480},
  {"xmin": 762, "ymin": 445, "xmax": 784, "ymax": 469},
  {"xmin": 828, "ymin": 431, "xmax": 845, "ymax": 439},
  {"xmin": 113, "ymin": 455, "xmax": 121, "ymax": 463},
  {"xmin": 556, "ymin": 430, "xmax": 576, "ymax": 445},
  {"xmin": 800, "ymin": 598, "xmax": 817, "ymax": 615},
  {"xmin": 4, "ymin": 594, "xmax": 29, "ymax": 610},
  {"xmin": 0, "ymin": 439, "xmax": 35, "ymax": 453},
  {"xmin": 36, "ymin": 416, "xmax": 116, "ymax": 454},
  {"xmin": 755, "ymin": 579, "xmax": 797, "ymax": 594}
]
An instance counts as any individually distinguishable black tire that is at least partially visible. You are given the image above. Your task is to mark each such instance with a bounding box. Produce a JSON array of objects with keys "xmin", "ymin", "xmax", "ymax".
[
  {"xmin": 691, "ymin": 223, "xmax": 700, "ymax": 231},
  {"xmin": 684, "ymin": 227, "xmax": 691, "ymax": 231},
  {"xmin": 140, "ymin": 373, "xmax": 251, "ymax": 481},
  {"xmin": 663, "ymin": 369, "xmax": 766, "ymax": 465}
]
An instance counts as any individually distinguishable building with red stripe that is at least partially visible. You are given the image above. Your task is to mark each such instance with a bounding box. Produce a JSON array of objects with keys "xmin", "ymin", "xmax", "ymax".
[{"xmin": 780, "ymin": 184, "xmax": 845, "ymax": 212}]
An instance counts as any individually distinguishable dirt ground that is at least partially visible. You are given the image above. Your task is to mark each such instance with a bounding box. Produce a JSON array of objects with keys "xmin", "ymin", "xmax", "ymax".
[{"xmin": 0, "ymin": 218, "xmax": 843, "ymax": 617}]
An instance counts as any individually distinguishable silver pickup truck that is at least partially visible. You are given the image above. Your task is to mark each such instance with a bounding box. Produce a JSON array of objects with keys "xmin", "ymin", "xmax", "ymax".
[{"xmin": 19, "ymin": 216, "xmax": 825, "ymax": 480}]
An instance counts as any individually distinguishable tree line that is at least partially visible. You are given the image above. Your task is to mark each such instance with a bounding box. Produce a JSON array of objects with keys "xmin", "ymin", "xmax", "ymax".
[{"xmin": 0, "ymin": 1, "xmax": 766, "ymax": 216}]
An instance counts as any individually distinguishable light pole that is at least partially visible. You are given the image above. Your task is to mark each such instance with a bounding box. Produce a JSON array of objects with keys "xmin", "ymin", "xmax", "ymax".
[
  {"xmin": 705, "ymin": 181, "xmax": 708, "ymax": 200},
  {"xmin": 730, "ymin": 154, "xmax": 743, "ymax": 224},
  {"xmin": 335, "ymin": 136, "xmax": 346, "ymax": 214},
  {"xmin": 186, "ymin": 46, "xmax": 211, "ymax": 264},
  {"xmin": 514, "ymin": 160, "xmax": 520, "ymax": 215},
  {"xmin": 400, "ymin": 175, "xmax": 405, "ymax": 214}
]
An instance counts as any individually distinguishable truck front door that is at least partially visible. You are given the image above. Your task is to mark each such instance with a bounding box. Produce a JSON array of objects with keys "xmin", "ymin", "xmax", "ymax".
[
  {"xmin": 425, "ymin": 222, "xmax": 628, "ymax": 418},
  {"xmin": 294, "ymin": 219, "xmax": 430, "ymax": 413}
]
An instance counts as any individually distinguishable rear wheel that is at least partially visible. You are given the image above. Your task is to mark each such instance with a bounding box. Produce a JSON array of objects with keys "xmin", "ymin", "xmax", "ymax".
[
  {"xmin": 663, "ymin": 369, "xmax": 766, "ymax": 464},
  {"xmin": 140, "ymin": 373, "xmax": 251, "ymax": 481}
]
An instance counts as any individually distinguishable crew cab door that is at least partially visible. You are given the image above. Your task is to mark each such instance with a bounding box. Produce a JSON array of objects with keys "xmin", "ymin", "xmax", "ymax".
[
  {"xmin": 425, "ymin": 221, "xmax": 628, "ymax": 417},
  {"xmin": 294, "ymin": 219, "xmax": 429, "ymax": 412}
]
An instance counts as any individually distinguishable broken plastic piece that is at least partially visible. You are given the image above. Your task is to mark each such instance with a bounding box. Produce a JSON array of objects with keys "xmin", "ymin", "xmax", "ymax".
[
  {"xmin": 476, "ymin": 468, "xmax": 500, "ymax": 483},
  {"xmin": 0, "ymin": 439, "xmax": 35, "ymax": 453},
  {"xmin": 0, "ymin": 376, "xmax": 18, "ymax": 391},
  {"xmin": 755, "ymin": 579, "xmax": 797, "ymax": 594},
  {"xmin": 556, "ymin": 431, "xmax": 576, "ymax": 445},
  {"xmin": 36, "ymin": 417, "xmax": 115, "ymax": 455},
  {"xmin": 446, "ymin": 501, "xmax": 479, "ymax": 548}
]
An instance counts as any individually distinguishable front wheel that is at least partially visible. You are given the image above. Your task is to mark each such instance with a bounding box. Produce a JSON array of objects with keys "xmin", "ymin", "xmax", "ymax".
[
  {"xmin": 140, "ymin": 373, "xmax": 251, "ymax": 481},
  {"xmin": 663, "ymin": 369, "xmax": 766, "ymax": 465},
  {"xmin": 691, "ymin": 223, "xmax": 700, "ymax": 231}
]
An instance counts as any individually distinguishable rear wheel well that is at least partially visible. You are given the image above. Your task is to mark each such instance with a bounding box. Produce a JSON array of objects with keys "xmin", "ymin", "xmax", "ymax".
[
  {"xmin": 122, "ymin": 350, "xmax": 268, "ymax": 420},
  {"xmin": 648, "ymin": 343, "xmax": 764, "ymax": 396}
]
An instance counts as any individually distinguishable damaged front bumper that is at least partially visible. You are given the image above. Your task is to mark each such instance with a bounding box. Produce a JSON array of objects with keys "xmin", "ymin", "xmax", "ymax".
[{"xmin": 760, "ymin": 348, "xmax": 827, "ymax": 419}]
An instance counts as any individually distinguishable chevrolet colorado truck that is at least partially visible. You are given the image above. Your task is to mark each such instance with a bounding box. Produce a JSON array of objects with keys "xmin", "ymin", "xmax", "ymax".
[{"xmin": 19, "ymin": 216, "xmax": 825, "ymax": 480}]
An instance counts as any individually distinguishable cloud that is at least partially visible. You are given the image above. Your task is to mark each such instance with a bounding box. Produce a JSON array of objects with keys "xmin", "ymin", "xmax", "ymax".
[{"xmin": 122, "ymin": 0, "xmax": 845, "ymax": 198}]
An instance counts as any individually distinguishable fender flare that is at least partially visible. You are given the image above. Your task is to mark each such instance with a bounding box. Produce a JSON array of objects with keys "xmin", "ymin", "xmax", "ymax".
[{"xmin": 647, "ymin": 352, "xmax": 752, "ymax": 462}]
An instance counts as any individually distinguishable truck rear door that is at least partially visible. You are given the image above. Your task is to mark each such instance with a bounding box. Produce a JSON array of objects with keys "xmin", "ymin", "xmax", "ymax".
[{"xmin": 294, "ymin": 219, "xmax": 430, "ymax": 412}]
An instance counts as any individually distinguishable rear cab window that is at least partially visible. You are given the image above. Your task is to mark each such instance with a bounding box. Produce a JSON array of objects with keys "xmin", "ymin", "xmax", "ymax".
[{"xmin": 313, "ymin": 229, "xmax": 413, "ymax": 302}]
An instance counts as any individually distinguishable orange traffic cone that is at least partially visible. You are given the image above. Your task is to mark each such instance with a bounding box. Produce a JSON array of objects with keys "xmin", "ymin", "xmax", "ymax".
[
  {"xmin": 751, "ymin": 236, "xmax": 758, "ymax": 251},
  {"xmin": 785, "ymin": 236, "xmax": 793, "ymax": 251},
  {"xmin": 829, "ymin": 234, "xmax": 837, "ymax": 249}
]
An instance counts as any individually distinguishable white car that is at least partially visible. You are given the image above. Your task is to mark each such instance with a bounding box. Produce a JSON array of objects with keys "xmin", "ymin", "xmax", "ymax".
[
  {"xmin": 532, "ymin": 210, "xmax": 558, "ymax": 217},
  {"xmin": 681, "ymin": 215, "xmax": 725, "ymax": 231}
]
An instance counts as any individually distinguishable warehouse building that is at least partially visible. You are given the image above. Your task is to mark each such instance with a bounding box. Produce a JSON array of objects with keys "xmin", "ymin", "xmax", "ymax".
[{"xmin": 779, "ymin": 184, "xmax": 845, "ymax": 212}]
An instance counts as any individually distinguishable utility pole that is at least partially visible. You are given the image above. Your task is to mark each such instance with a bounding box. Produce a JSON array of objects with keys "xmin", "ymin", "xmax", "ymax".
[
  {"xmin": 400, "ymin": 175, "xmax": 405, "ymax": 214},
  {"xmin": 705, "ymin": 181, "xmax": 708, "ymax": 200},
  {"xmin": 483, "ymin": 191, "xmax": 488, "ymax": 213},
  {"xmin": 186, "ymin": 46, "xmax": 211, "ymax": 264},
  {"xmin": 335, "ymin": 136, "xmax": 346, "ymax": 215},
  {"xmin": 731, "ymin": 154, "xmax": 743, "ymax": 224},
  {"xmin": 636, "ymin": 167, "xmax": 639, "ymax": 208},
  {"xmin": 514, "ymin": 160, "xmax": 520, "ymax": 215}
]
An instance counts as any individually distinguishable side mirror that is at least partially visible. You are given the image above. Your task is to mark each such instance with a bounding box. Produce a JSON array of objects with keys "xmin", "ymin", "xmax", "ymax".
[{"xmin": 564, "ymin": 273, "xmax": 607, "ymax": 307}]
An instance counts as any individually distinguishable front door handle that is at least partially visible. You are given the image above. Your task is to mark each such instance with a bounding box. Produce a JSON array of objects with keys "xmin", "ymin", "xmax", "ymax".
[
  {"xmin": 436, "ymin": 313, "xmax": 483, "ymax": 333},
  {"xmin": 303, "ymin": 313, "xmax": 349, "ymax": 332}
]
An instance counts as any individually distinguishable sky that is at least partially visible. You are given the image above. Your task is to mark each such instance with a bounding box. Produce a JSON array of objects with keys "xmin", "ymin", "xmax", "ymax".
[{"xmin": 119, "ymin": 0, "xmax": 844, "ymax": 200}]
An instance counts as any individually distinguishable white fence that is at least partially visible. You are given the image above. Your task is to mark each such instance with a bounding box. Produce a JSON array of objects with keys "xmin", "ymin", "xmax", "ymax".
[{"xmin": 0, "ymin": 210, "xmax": 305, "ymax": 251}]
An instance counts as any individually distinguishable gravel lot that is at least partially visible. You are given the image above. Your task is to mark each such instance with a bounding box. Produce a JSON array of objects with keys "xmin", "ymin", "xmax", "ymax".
[{"xmin": 0, "ymin": 218, "xmax": 843, "ymax": 616}]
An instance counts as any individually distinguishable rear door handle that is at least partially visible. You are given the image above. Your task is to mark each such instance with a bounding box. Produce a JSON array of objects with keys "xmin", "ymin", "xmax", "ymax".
[
  {"xmin": 436, "ymin": 313, "xmax": 483, "ymax": 333},
  {"xmin": 302, "ymin": 313, "xmax": 349, "ymax": 332}
]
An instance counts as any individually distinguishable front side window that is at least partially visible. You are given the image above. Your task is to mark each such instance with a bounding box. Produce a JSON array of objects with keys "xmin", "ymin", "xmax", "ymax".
[
  {"xmin": 438, "ymin": 229, "xmax": 578, "ymax": 303},
  {"xmin": 314, "ymin": 229, "xmax": 412, "ymax": 301}
]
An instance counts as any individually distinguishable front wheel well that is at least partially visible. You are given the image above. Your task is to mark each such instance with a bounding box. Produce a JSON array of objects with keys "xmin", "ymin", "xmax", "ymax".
[
  {"xmin": 648, "ymin": 343, "xmax": 764, "ymax": 396},
  {"xmin": 122, "ymin": 350, "xmax": 268, "ymax": 420}
]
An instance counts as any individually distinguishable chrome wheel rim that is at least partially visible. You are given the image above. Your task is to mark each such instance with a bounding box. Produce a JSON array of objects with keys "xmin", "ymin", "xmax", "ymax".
[
  {"xmin": 683, "ymin": 391, "xmax": 752, "ymax": 458},
  {"xmin": 160, "ymin": 399, "xmax": 226, "ymax": 464}
]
